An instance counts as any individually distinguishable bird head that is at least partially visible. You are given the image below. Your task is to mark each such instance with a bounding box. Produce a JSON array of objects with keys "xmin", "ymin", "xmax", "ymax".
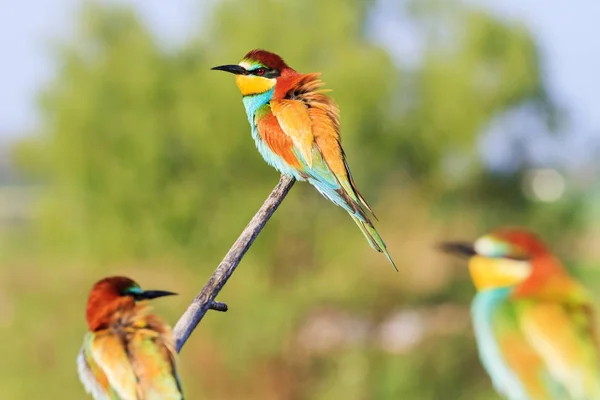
[
  {"xmin": 440, "ymin": 228, "xmax": 553, "ymax": 291},
  {"xmin": 211, "ymin": 49, "xmax": 291, "ymax": 96},
  {"xmin": 473, "ymin": 228, "xmax": 549, "ymax": 260},
  {"xmin": 85, "ymin": 276, "xmax": 177, "ymax": 331},
  {"xmin": 90, "ymin": 276, "xmax": 177, "ymax": 302}
]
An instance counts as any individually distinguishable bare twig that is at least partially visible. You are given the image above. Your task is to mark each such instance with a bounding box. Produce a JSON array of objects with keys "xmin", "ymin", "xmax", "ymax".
[
  {"xmin": 174, "ymin": 174, "xmax": 296, "ymax": 352},
  {"xmin": 209, "ymin": 301, "xmax": 228, "ymax": 312}
]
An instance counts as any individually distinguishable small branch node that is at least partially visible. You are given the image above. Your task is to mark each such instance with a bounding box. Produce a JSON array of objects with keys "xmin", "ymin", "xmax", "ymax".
[
  {"xmin": 173, "ymin": 174, "xmax": 296, "ymax": 352},
  {"xmin": 209, "ymin": 301, "xmax": 228, "ymax": 312}
]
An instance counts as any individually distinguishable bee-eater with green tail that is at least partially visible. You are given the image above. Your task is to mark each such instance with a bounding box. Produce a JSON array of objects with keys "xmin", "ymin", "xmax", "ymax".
[
  {"xmin": 441, "ymin": 227, "xmax": 600, "ymax": 400},
  {"xmin": 77, "ymin": 276, "xmax": 183, "ymax": 400},
  {"xmin": 212, "ymin": 49, "xmax": 396, "ymax": 270}
]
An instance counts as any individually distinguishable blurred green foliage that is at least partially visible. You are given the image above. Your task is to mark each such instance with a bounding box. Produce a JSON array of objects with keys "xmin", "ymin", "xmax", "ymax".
[{"xmin": 1, "ymin": 0, "xmax": 592, "ymax": 399}]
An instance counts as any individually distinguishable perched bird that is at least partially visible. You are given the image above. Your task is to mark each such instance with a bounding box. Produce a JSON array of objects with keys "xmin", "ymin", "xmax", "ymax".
[
  {"xmin": 77, "ymin": 276, "xmax": 183, "ymax": 400},
  {"xmin": 441, "ymin": 228, "xmax": 600, "ymax": 400},
  {"xmin": 212, "ymin": 49, "xmax": 396, "ymax": 270}
]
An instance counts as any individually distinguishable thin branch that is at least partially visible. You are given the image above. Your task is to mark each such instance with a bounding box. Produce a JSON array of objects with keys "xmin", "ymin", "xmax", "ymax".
[{"xmin": 174, "ymin": 174, "xmax": 296, "ymax": 352}]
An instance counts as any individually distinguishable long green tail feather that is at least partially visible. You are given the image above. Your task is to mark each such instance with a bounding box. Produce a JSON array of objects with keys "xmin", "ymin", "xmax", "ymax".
[{"xmin": 351, "ymin": 215, "xmax": 397, "ymax": 271}]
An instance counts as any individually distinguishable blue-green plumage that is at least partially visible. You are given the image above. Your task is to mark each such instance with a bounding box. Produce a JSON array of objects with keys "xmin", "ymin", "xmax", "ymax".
[
  {"xmin": 472, "ymin": 288, "xmax": 575, "ymax": 400},
  {"xmin": 472, "ymin": 288, "xmax": 530, "ymax": 400},
  {"xmin": 242, "ymin": 89, "xmax": 365, "ymax": 215},
  {"xmin": 78, "ymin": 277, "xmax": 183, "ymax": 400},
  {"xmin": 243, "ymin": 90, "xmax": 306, "ymax": 180}
]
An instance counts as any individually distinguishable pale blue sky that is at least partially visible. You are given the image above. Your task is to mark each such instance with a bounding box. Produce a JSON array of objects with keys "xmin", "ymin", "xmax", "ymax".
[
  {"xmin": 485, "ymin": 0, "xmax": 600, "ymax": 130},
  {"xmin": 481, "ymin": 0, "xmax": 600, "ymax": 170},
  {"xmin": 1, "ymin": 0, "xmax": 598, "ymax": 158},
  {"xmin": 0, "ymin": 0, "xmax": 202, "ymax": 136}
]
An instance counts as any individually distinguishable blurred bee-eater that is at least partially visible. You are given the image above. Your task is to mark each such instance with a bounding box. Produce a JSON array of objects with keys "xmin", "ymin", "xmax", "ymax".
[
  {"xmin": 441, "ymin": 228, "xmax": 600, "ymax": 400},
  {"xmin": 212, "ymin": 49, "xmax": 396, "ymax": 270},
  {"xmin": 77, "ymin": 276, "xmax": 183, "ymax": 400}
]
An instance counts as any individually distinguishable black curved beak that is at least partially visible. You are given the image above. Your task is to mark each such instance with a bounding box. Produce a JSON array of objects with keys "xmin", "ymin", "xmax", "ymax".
[
  {"xmin": 438, "ymin": 241, "xmax": 477, "ymax": 258},
  {"xmin": 211, "ymin": 64, "xmax": 249, "ymax": 75},
  {"xmin": 140, "ymin": 290, "xmax": 178, "ymax": 300}
]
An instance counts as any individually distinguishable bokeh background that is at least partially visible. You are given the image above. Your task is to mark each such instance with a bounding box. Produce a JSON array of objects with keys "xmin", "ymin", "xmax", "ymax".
[{"xmin": 1, "ymin": 0, "xmax": 600, "ymax": 399}]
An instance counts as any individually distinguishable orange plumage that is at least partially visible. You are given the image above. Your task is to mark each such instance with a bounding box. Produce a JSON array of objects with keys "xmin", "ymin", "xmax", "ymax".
[
  {"xmin": 212, "ymin": 50, "xmax": 396, "ymax": 269},
  {"xmin": 77, "ymin": 276, "xmax": 183, "ymax": 400},
  {"xmin": 442, "ymin": 228, "xmax": 600, "ymax": 399}
]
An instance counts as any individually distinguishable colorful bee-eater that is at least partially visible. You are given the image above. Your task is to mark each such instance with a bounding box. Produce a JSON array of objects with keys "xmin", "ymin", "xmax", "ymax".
[
  {"xmin": 441, "ymin": 228, "xmax": 600, "ymax": 400},
  {"xmin": 212, "ymin": 49, "xmax": 396, "ymax": 270},
  {"xmin": 77, "ymin": 276, "xmax": 183, "ymax": 400}
]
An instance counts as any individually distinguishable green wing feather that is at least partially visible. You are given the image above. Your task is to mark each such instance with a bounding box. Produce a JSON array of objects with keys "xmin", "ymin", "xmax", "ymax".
[
  {"xmin": 516, "ymin": 299, "xmax": 600, "ymax": 399},
  {"xmin": 86, "ymin": 326, "xmax": 183, "ymax": 400},
  {"xmin": 127, "ymin": 326, "xmax": 184, "ymax": 400},
  {"xmin": 78, "ymin": 333, "xmax": 113, "ymax": 400},
  {"xmin": 89, "ymin": 330, "xmax": 140, "ymax": 400},
  {"xmin": 490, "ymin": 300, "xmax": 564, "ymax": 399}
]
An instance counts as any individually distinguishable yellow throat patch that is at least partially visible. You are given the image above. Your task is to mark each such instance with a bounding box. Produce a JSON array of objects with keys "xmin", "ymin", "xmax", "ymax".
[
  {"xmin": 469, "ymin": 255, "xmax": 532, "ymax": 291},
  {"xmin": 235, "ymin": 74, "xmax": 276, "ymax": 96}
]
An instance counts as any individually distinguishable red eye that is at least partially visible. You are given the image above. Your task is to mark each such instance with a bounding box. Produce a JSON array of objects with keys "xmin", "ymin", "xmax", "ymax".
[{"xmin": 255, "ymin": 68, "xmax": 266, "ymax": 76}]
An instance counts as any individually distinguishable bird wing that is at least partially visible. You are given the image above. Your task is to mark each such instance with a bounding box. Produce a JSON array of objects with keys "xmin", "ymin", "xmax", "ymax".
[
  {"xmin": 255, "ymin": 109, "xmax": 304, "ymax": 171},
  {"xmin": 263, "ymin": 74, "xmax": 396, "ymax": 267},
  {"xmin": 88, "ymin": 329, "xmax": 141, "ymax": 400},
  {"xmin": 473, "ymin": 289, "xmax": 560, "ymax": 400},
  {"xmin": 494, "ymin": 303, "xmax": 565, "ymax": 399},
  {"xmin": 127, "ymin": 317, "xmax": 184, "ymax": 400},
  {"xmin": 270, "ymin": 99, "xmax": 314, "ymax": 167},
  {"xmin": 267, "ymin": 75, "xmax": 373, "ymax": 221},
  {"xmin": 77, "ymin": 334, "xmax": 113, "ymax": 400},
  {"xmin": 517, "ymin": 299, "xmax": 600, "ymax": 399}
]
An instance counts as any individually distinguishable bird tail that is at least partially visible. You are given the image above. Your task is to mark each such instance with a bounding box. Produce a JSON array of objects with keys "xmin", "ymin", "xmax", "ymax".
[{"xmin": 351, "ymin": 215, "xmax": 397, "ymax": 271}]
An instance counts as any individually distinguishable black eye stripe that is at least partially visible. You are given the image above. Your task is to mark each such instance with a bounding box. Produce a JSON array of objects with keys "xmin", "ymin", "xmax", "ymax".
[
  {"xmin": 488, "ymin": 254, "xmax": 529, "ymax": 261},
  {"xmin": 505, "ymin": 255, "xmax": 530, "ymax": 261},
  {"xmin": 250, "ymin": 67, "xmax": 266, "ymax": 75},
  {"xmin": 124, "ymin": 291, "xmax": 144, "ymax": 301},
  {"xmin": 249, "ymin": 67, "xmax": 280, "ymax": 78}
]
